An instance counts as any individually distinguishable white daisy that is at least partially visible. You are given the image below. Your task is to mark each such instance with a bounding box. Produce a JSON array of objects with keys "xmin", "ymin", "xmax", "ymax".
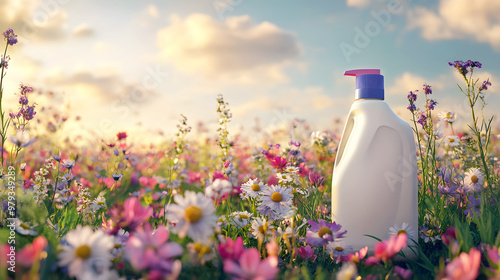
[
  {"xmin": 388, "ymin": 222, "xmax": 416, "ymax": 244},
  {"xmin": 438, "ymin": 111, "xmax": 457, "ymax": 123},
  {"xmin": 464, "ymin": 168, "xmax": 485, "ymax": 192},
  {"xmin": 444, "ymin": 135, "xmax": 460, "ymax": 147},
  {"xmin": 257, "ymin": 203, "xmax": 292, "ymax": 221},
  {"xmin": 15, "ymin": 219, "xmax": 38, "ymax": 236},
  {"xmin": 283, "ymin": 166, "xmax": 299, "ymax": 174},
  {"xmin": 187, "ymin": 241, "xmax": 216, "ymax": 266},
  {"xmin": 276, "ymin": 172, "xmax": 295, "ymax": 184},
  {"xmin": 336, "ymin": 261, "xmax": 358, "ymax": 280},
  {"xmin": 58, "ymin": 225, "xmax": 114, "ymax": 279},
  {"xmin": 90, "ymin": 192, "xmax": 107, "ymax": 211},
  {"xmin": 327, "ymin": 240, "xmax": 353, "ymax": 262},
  {"xmin": 240, "ymin": 178, "xmax": 265, "ymax": 199},
  {"xmin": 205, "ymin": 179, "xmax": 232, "ymax": 199},
  {"xmin": 228, "ymin": 211, "xmax": 254, "ymax": 228},
  {"xmin": 277, "ymin": 223, "xmax": 305, "ymax": 242},
  {"xmin": 258, "ymin": 185, "xmax": 293, "ymax": 214},
  {"xmin": 111, "ymin": 229, "xmax": 129, "ymax": 259},
  {"xmin": 166, "ymin": 190, "xmax": 218, "ymax": 242},
  {"xmin": 249, "ymin": 217, "xmax": 275, "ymax": 240}
]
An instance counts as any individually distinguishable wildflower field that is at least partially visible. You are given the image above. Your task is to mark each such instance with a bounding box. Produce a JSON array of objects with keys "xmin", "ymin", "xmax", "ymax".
[{"xmin": 1, "ymin": 29, "xmax": 500, "ymax": 280}]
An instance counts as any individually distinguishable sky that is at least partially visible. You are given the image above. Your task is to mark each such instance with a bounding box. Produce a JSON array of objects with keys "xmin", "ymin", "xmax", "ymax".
[{"xmin": 1, "ymin": 0, "xmax": 499, "ymax": 145}]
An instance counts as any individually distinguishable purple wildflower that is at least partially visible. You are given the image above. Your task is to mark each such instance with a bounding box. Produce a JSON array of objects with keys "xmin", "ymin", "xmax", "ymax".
[
  {"xmin": 425, "ymin": 99, "xmax": 437, "ymax": 110},
  {"xmin": 305, "ymin": 219, "xmax": 347, "ymax": 246},
  {"xmin": 423, "ymin": 84, "xmax": 432, "ymax": 95},
  {"xmin": 465, "ymin": 60, "xmax": 482, "ymax": 69},
  {"xmin": 417, "ymin": 111, "xmax": 427, "ymax": 127},
  {"xmin": 289, "ymin": 141, "xmax": 301, "ymax": 147},
  {"xmin": 407, "ymin": 104, "xmax": 416, "ymax": 112},
  {"xmin": 448, "ymin": 60, "xmax": 482, "ymax": 76},
  {"xmin": 3, "ymin": 29, "xmax": 17, "ymax": 46},
  {"xmin": 61, "ymin": 159, "xmax": 75, "ymax": 170},
  {"xmin": 1, "ymin": 55, "xmax": 10, "ymax": 69},
  {"xmin": 438, "ymin": 184, "xmax": 459, "ymax": 196},
  {"xmin": 407, "ymin": 91, "xmax": 418, "ymax": 102},
  {"xmin": 480, "ymin": 80, "xmax": 491, "ymax": 91},
  {"xmin": 24, "ymin": 105, "xmax": 36, "ymax": 120},
  {"xmin": 464, "ymin": 195, "xmax": 480, "ymax": 218}
]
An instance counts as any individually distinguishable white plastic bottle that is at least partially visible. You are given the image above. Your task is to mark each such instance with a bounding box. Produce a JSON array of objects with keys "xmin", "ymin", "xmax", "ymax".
[{"xmin": 331, "ymin": 69, "xmax": 418, "ymax": 256}]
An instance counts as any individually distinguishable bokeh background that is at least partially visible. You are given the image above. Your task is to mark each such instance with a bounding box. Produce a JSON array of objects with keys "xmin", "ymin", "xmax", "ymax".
[{"xmin": 1, "ymin": 0, "xmax": 499, "ymax": 144}]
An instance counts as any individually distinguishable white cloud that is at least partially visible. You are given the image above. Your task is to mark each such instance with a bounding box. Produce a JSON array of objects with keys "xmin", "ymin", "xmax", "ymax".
[
  {"xmin": 387, "ymin": 72, "xmax": 446, "ymax": 96},
  {"xmin": 346, "ymin": 0, "xmax": 370, "ymax": 9},
  {"xmin": 44, "ymin": 70, "xmax": 156, "ymax": 103},
  {"xmin": 135, "ymin": 4, "xmax": 160, "ymax": 27},
  {"xmin": 147, "ymin": 4, "xmax": 159, "ymax": 18},
  {"xmin": 0, "ymin": 0, "xmax": 69, "ymax": 42},
  {"xmin": 157, "ymin": 13, "xmax": 302, "ymax": 84},
  {"xmin": 72, "ymin": 24, "xmax": 94, "ymax": 38},
  {"xmin": 407, "ymin": 0, "xmax": 500, "ymax": 50}
]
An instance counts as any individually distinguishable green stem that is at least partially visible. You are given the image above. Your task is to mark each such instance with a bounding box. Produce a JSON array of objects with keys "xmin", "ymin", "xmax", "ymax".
[
  {"xmin": 0, "ymin": 41, "xmax": 9, "ymax": 169},
  {"xmin": 465, "ymin": 74, "xmax": 492, "ymax": 187}
]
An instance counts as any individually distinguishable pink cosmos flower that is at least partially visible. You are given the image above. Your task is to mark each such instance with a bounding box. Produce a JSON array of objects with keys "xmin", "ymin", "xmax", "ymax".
[
  {"xmin": 442, "ymin": 227, "xmax": 456, "ymax": 246},
  {"xmin": 487, "ymin": 245, "xmax": 500, "ymax": 264},
  {"xmin": 223, "ymin": 247, "xmax": 278, "ymax": 280},
  {"xmin": 298, "ymin": 162, "xmax": 312, "ymax": 177},
  {"xmin": 297, "ymin": 245, "xmax": 317, "ymax": 261},
  {"xmin": 308, "ymin": 172, "xmax": 325, "ymax": 188},
  {"xmin": 125, "ymin": 223, "xmax": 183, "ymax": 279},
  {"xmin": 109, "ymin": 197, "xmax": 152, "ymax": 232},
  {"xmin": 347, "ymin": 246, "xmax": 368, "ymax": 263},
  {"xmin": 139, "ymin": 176, "xmax": 157, "ymax": 188},
  {"xmin": 99, "ymin": 177, "xmax": 115, "ymax": 189},
  {"xmin": 374, "ymin": 233, "xmax": 407, "ymax": 262},
  {"xmin": 486, "ymin": 245, "xmax": 500, "ymax": 278},
  {"xmin": 116, "ymin": 131, "xmax": 127, "ymax": 141},
  {"xmin": 188, "ymin": 171, "xmax": 203, "ymax": 184},
  {"xmin": 269, "ymin": 156, "xmax": 287, "ymax": 170},
  {"xmin": 17, "ymin": 236, "xmax": 48, "ymax": 267},
  {"xmin": 218, "ymin": 236, "xmax": 244, "ymax": 261},
  {"xmin": 444, "ymin": 247, "xmax": 480, "ymax": 280}
]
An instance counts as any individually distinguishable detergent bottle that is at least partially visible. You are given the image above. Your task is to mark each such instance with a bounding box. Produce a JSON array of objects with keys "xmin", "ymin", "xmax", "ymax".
[{"xmin": 331, "ymin": 69, "xmax": 418, "ymax": 256}]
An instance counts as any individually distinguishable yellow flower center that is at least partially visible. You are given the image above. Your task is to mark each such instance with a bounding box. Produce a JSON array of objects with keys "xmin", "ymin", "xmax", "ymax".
[
  {"xmin": 185, "ymin": 206, "xmax": 203, "ymax": 223},
  {"xmin": 97, "ymin": 201, "xmax": 105, "ymax": 205},
  {"xmin": 335, "ymin": 246, "xmax": 344, "ymax": 252},
  {"xmin": 271, "ymin": 192, "xmax": 283, "ymax": 202},
  {"xmin": 258, "ymin": 225, "xmax": 267, "ymax": 234},
  {"xmin": 318, "ymin": 226, "xmax": 332, "ymax": 238},
  {"xmin": 446, "ymin": 113, "xmax": 451, "ymax": 119},
  {"xmin": 20, "ymin": 223, "xmax": 31, "ymax": 230},
  {"xmin": 194, "ymin": 243, "xmax": 211, "ymax": 256},
  {"xmin": 471, "ymin": 175, "xmax": 479, "ymax": 184},
  {"xmin": 397, "ymin": 229, "xmax": 407, "ymax": 235},
  {"xmin": 74, "ymin": 245, "xmax": 91, "ymax": 259},
  {"xmin": 449, "ymin": 138, "xmax": 455, "ymax": 143},
  {"xmin": 114, "ymin": 244, "xmax": 122, "ymax": 249},
  {"xmin": 239, "ymin": 214, "xmax": 249, "ymax": 220},
  {"xmin": 145, "ymin": 244, "xmax": 157, "ymax": 252},
  {"xmin": 252, "ymin": 184, "xmax": 261, "ymax": 191}
]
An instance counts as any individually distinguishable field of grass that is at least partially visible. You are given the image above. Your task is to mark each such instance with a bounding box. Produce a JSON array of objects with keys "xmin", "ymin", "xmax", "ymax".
[{"xmin": 1, "ymin": 29, "xmax": 500, "ymax": 280}]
